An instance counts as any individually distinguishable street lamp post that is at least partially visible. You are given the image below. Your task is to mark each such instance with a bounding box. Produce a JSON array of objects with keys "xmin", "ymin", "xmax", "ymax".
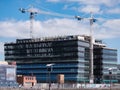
[
  {"xmin": 46, "ymin": 64, "xmax": 54, "ymax": 90},
  {"xmin": 75, "ymin": 12, "xmax": 97, "ymax": 83},
  {"xmin": 108, "ymin": 68, "xmax": 112, "ymax": 90}
]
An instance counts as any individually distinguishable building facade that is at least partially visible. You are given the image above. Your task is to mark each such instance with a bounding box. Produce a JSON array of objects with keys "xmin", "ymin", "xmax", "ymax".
[
  {"xmin": 94, "ymin": 45, "xmax": 118, "ymax": 83},
  {"xmin": 117, "ymin": 64, "xmax": 120, "ymax": 83},
  {"xmin": 4, "ymin": 35, "xmax": 118, "ymax": 83}
]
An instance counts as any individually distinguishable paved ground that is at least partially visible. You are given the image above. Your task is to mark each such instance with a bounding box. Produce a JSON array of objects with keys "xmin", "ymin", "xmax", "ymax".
[
  {"xmin": 1, "ymin": 84, "xmax": 120, "ymax": 90},
  {"xmin": 0, "ymin": 88, "xmax": 120, "ymax": 90}
]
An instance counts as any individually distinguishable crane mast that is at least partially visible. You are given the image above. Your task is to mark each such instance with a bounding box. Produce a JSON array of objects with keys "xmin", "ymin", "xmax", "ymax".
[
  {"xmin": 19, "ymin": 7, "xmax": 38, "ymax": 38},
  {"xmin": 75, "ymin": 12, "xmax": 97, "ymax": 83},
  {"xmin": 19, "ymin": 6, "xmax": 73, "ymax": 38}
]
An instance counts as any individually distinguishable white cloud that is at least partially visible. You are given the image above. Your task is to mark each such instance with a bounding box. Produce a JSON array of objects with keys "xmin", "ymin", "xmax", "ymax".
[
  {"xmin": 47, "ymin": 0, "xmax": 60, "ymax": 2},
  {"xmin": 47, "ymin": 0, "xmax": 120, "ymax": 14},
  {"xmin": 0, "ymin": 20, "xmax": 30, "ymax": 38},
  {"xmin": 107, "ymin": 8, "xmax": 120, "ymax": 14},
  {"xmin": 0, "ymin": 18, "xmax": 120, "ymax": 39},
  {"xmin": 34, "ymin": 18, "xmax": 89, "ymax": 37},
  {"xmin": 77, "ymin": 0, "xmax": 117, "ymax": 7},
  {"xmin": 47, "ymin": 0, "xmax": 120, "ymax": 6},
  {"xmin": 0, "ymin": 19, "xmax": 89, "ymax": 39},
  {"xmin": 104, "ymin": 19, "xmax": 120, "ymax": 29},
  {"xmin": 0, "ymin": 18, "xmax": 120, "ymax": 60},
  {"xmin": 94, "ymin": 19, "xmax": 120, "ymax": 39},
  {"xmin": 80, "ymin": 5, "xmax": 101, "ymax": 14},
  {"xmin": 63, "ymin": 5, "xmax": 69, "ymax": 10}
]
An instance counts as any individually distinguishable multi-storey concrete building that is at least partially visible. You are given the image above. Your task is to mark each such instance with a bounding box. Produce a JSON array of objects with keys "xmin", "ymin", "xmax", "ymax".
[
  {"xmin": 4, "ymin": 35, "xmax": 118, "ymax": 83},
  {"xmin": 94, "ymin": 43, "xmax": 118, "ymax": 83}
]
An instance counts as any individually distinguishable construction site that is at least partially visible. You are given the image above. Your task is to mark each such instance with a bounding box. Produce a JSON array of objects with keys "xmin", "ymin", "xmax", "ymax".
[{"xmin": 1, "ymin": 0, "xmax": 120, "ymax": 90}]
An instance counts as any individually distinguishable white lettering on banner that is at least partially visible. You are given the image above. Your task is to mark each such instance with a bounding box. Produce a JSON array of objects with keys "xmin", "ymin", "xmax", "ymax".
[
  {"xmin": 25, "ymin": 42, "xmax": 52, "ymax": 48},
  {"xmin": 25, "ymin": 42, "xmax": 54, "ymax": 57}
]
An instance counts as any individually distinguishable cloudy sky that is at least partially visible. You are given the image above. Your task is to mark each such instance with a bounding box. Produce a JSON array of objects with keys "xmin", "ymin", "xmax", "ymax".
[{"xmin": 0, "ymin": 0, "xmax": 120, "ymax": 63}]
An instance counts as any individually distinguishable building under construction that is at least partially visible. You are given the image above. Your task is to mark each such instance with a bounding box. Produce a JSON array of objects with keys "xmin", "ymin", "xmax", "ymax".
[{"xmin": 4, "ymin": 35, "xmax": 118, "ymax": 83}]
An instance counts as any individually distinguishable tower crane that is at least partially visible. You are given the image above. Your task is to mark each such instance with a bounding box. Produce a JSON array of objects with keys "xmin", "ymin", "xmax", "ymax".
[
  {"xmin": 75, "ymin": 12, "xmax": 97, "ymax": 84},
  {"xmin": 19, "ymin": 7, "xmax": 38, "ymax": 38},
  {"xmin": 19, "ymin": 6, "xmax": 73, "ymax": 38}
]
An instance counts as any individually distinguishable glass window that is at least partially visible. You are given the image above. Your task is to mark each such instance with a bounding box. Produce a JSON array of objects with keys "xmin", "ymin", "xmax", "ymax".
[
  {"xmin": 78, "ymin": 47, "xmax": 85, "ymax": 51},
  {"xmin": 78, "ymin": 52, "xmax": 84, "ymax": 57},
  {"xmin": 102, "ymin": 49, "xmax": 117, "ymax": 54},
  {"xmin": 78, "ymin": 41, "xmax": 89, "ymax": 47},
  {"xmin": 102, "ymin": 54, "xmax": 117, "ymax": 59}
]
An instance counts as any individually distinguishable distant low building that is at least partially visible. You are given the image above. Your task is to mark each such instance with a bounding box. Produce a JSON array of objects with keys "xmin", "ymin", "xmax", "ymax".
[
  {"xmin": 0, "ymin": 61, "xmax": 18, "ymax": 87},
  {"xmin": 0, "ymin": 61, "xmax": 8, "ymax": 65},
  {"xmin": 17, "ymin": 75, "xmax": 37, "ymax": 87}
]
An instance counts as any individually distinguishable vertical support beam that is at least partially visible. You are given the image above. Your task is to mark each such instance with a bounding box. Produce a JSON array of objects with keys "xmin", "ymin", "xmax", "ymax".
[
  {"xmin": 30, "ymin": 12, "xmax": 34, "ymax": 38},
  {"xmin": 46, "ymin": 64, "xmax": 54, "ymax": 90},
  {"xmin": 89, "ymin": 12, "xmax": 94, "ymax": 83},
  {"xmin": 75, "ymin": 12, "xmax": 97, "ymax": 84},
  {"xmin": 109, "ymin": 70, "xmax": 112, "ymax": 90},
  {"xmin": 48, "ymin": 71, "xmax": 51, "ymax": 90},
  {"xmin": 19, "ymin": 6, "xmax": 38, "ymax": 39}
]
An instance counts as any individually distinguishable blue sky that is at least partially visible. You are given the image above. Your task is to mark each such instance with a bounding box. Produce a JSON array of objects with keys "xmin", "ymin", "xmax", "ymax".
[{"xmin": 0, "ymin": 0, "xmax": 120, "ymax": 63}]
